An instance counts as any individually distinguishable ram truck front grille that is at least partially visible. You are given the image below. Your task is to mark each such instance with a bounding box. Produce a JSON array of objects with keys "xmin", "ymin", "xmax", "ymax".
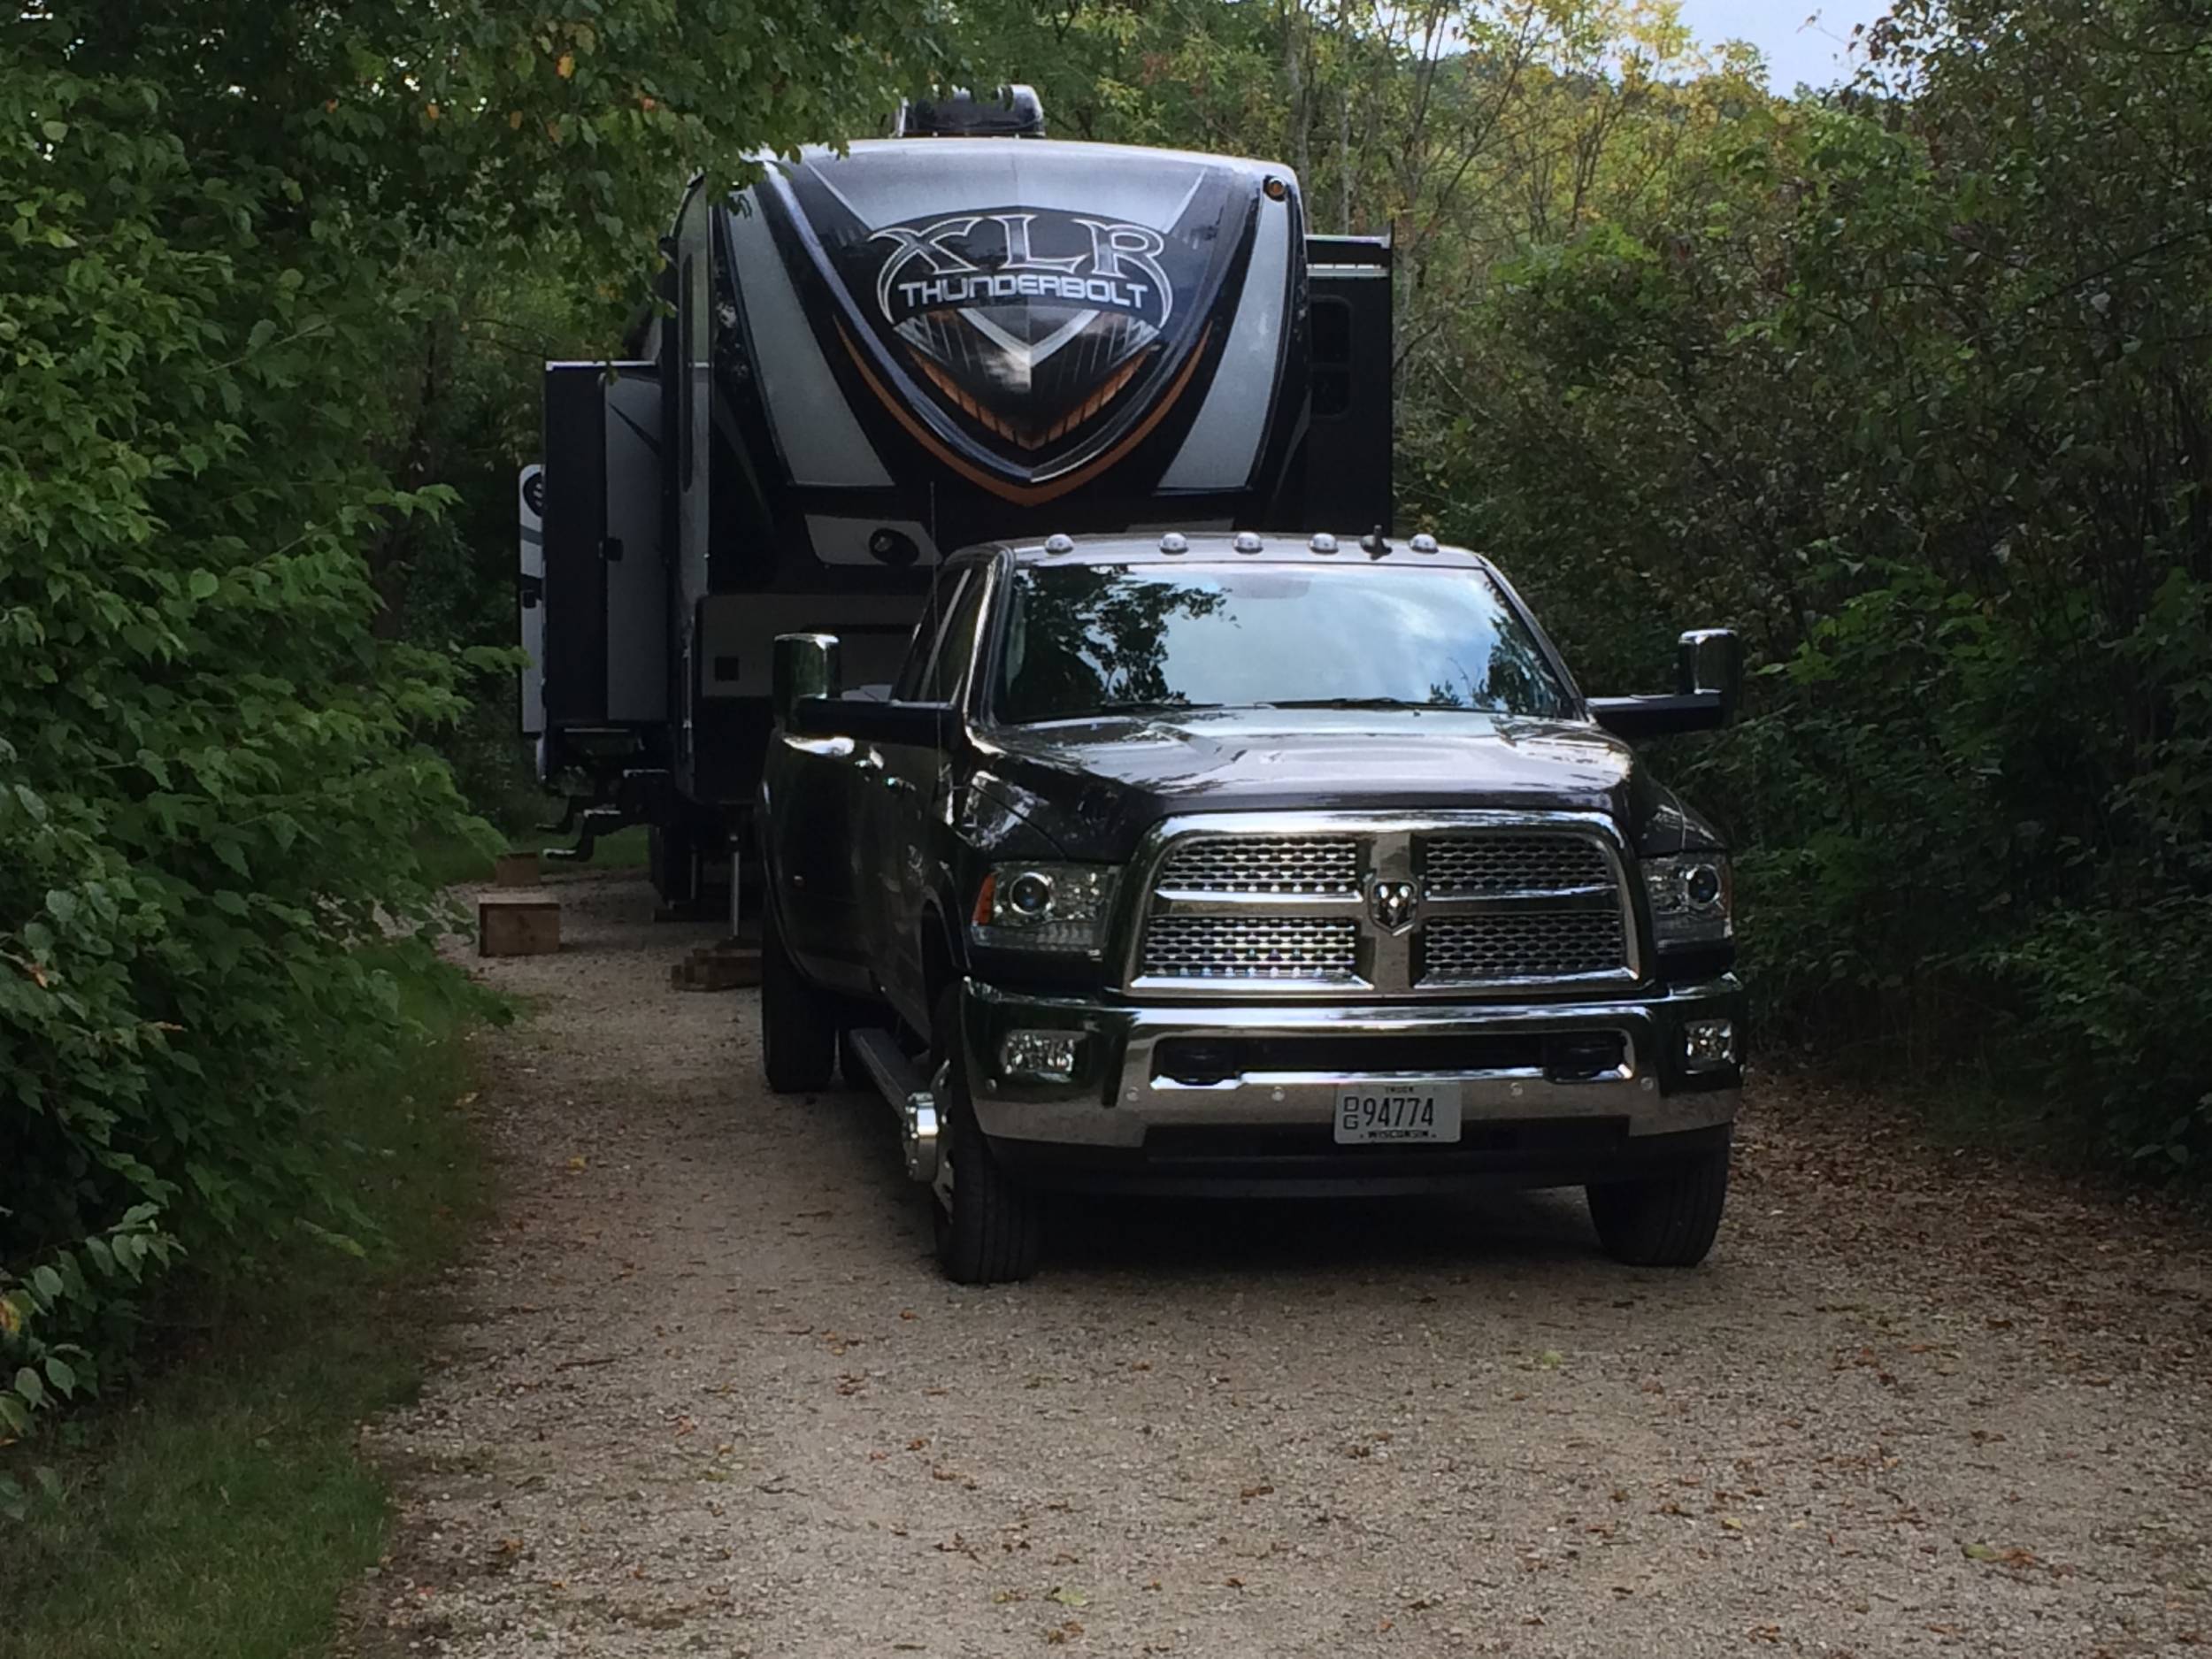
[{"xmin": 1127, "ymin": 819, "xmax": 1637, "ymax": 997}]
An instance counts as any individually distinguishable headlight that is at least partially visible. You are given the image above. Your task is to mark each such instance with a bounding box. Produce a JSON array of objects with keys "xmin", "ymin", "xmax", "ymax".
[
  {"xmin": 970, "ymin": 863, "xmax": 1119, "ymax": 956},
  {"xmin": 1642, "ymin": 853, "xmax": 1732, "ymax": 947}
]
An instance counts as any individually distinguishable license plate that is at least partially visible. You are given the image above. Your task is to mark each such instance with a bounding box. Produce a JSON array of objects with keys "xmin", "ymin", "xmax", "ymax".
[{"xmin": 1333, "ymin": 1084, "xmax": 1463, "ymax": 1145}]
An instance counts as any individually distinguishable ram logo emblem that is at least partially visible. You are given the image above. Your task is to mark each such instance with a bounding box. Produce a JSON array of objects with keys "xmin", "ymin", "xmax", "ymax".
[{"xmin": 1366, "ymin": 878, "xmax": 1420, "ymax": 935}]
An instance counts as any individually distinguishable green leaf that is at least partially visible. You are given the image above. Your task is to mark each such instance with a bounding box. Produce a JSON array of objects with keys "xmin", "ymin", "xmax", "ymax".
[
  {"xmin": 43, "ymin": 1356, "xmax": 77, "ymax": 1398},
  {"xmin": 40, "ymin": 120, "xmax": 68, "ymax": 143},
  {"xmin": 15, "ymin": 1367, "xmax": 47, "ymax": 1409},
  {"xmin": 188, "ymin": 570, "xmax": 219, "ymax": 600},
  {"xmin": 32, "ymin": 1265, "xmax": 64, "ymax": 1304},
  {"xmin": 0, "ymin": 1394, "xmax": 28, "ymax": 1434}
]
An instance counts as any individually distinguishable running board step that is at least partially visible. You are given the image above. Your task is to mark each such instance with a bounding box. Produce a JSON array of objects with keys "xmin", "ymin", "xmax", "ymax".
[{"xmin": 845, "ymin": 1028, "xmax": 940, "ymax": 1184}]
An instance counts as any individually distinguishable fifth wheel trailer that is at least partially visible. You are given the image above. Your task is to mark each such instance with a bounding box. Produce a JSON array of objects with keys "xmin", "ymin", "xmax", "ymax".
[{"xmin": 521, "ymin": 88, "xmax": 1394, "ymax": 908}]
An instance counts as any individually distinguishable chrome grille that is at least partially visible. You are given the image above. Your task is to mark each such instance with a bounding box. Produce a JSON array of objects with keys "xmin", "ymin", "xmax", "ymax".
[
  {"xmin": 1141, "ymin": 916, "xmax": 1360, "ymax": 981},
  {"xmin": 1157, "ymin": 836, "xmax": 1359, "ymax": 895},
  {"xmin": 1422, "ymin": 833, "xmax": 1612, "ymax": 896},
  {"xmin": 1420, "ymin": 912, "xmax": 1627, "ymax": 986},
  {"xmin": 1130, "ymin": 818, "xmax": 1637, "ymax": 995}
]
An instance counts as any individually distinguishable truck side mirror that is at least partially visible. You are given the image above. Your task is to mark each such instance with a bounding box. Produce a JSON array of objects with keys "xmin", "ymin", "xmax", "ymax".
[
  {"xmin": 775, "ymin": 630, "xmax": 953, "ymax": 749},
  {"xmin": 1676, "ymin": 628, "xmax": 1742, "ymax": 719},
  {"xmin": 773, "ymin": 633, "xmax": 841, "ymax": 724},
  {"xmin": 1587, "ymin": 627, "xmax": 1742, "ymax": 741}
]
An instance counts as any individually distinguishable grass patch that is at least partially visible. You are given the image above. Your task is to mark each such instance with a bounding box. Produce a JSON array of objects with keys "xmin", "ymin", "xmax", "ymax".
[
  {"xmin": 0, "ymin": 974, "xmax": 497, "ymax": 1659},
  {"xmin": 414, "ymin": 820, "xmax": 651, "ymax": 887}
]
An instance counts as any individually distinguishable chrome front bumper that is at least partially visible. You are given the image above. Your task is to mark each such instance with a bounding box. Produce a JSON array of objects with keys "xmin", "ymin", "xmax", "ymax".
[{"xmin": 958, "ymin": 976, "xmax": 1742, "ymax": 1152}]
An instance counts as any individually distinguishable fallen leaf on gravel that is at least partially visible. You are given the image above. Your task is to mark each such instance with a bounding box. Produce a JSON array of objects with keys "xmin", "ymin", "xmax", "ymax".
[
  {"xmin": 908, "ymin": 1438, "xmax": 929, "ymax": 1451},
  {"xmin": 1048, "ymin": 1587, "xmax": 1089, "ymax": 1608},
  {"xmin": 901, "ymin": 1309, "xmax": 918, "ymax": 1320},
  {"xmin": 1143, "ymin": 1580, "xmax": 1162, "ymax": 1592},
  {"xmin": 1962, "ymin": 1542, "xmax": 2001, "ymax": 1562},
  {"xmin": 1044, "ymin": 1619, "xmax": 1083, "ymax": 1644},
  {"xmin": 1719, "ymin": 1516, "xmax": 1745, "ymax": 1531},
  {"xmin": 1240, "ymin": 1484, "xmax": 1275, "ymax": 1502},
  {"xmin": 1224, "ymin": 1577, "xmax": 1244, "ymax": 1589},
  {"xmin": 565, "ymin": 1156, "xmax": 588, "ymax": 1171},
  {"xmin": 994, "ymin": 1588, "xmax": 1025, "ymax": 1604},
  {"xmin": 1537, "ymin": 1350, "xmax": 1563, "ymax": 1368}
]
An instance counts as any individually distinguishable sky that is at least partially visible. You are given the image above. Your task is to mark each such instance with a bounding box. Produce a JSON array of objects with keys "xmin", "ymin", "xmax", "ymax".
[{"xmin": 1672, "ymin": 1, "xmax": 1894, "ymax": 89}]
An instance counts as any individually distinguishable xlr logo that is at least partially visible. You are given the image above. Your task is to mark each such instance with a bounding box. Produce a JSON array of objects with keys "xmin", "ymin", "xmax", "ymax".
[{"xmin": 870, "ymin": 211, "xmax": 1174, "ymax": 342}]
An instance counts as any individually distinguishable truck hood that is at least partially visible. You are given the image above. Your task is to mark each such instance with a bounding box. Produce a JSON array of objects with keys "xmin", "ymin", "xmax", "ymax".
[{"xmin": 971, "ymin": 708, "xmax": 1694, "ymax": 861}]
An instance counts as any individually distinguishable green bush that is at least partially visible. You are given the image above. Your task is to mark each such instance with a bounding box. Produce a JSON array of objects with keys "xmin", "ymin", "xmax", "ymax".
[
  {"xmin": 0, "ymin": 69, "xmax": 492, "ymax": 1448},
  {"xmin": 1431, "ymin": 0, "xmax": 2212, "ymax": 1167},
  {"xmin": 4, "ymin": 0, "xmax": 952, "ymax": 1445}
]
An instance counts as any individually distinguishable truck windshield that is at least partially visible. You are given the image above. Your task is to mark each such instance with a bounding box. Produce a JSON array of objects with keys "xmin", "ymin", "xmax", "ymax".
[{"xmin": 991, "ymin": 562, "xmax": 1574, "ymax": 725}]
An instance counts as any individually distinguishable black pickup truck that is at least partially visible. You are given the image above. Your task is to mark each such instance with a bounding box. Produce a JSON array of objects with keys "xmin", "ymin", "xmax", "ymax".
[{"xmin": 757, "ymin": 532, "xmax": 1745, "ymax": 1283}]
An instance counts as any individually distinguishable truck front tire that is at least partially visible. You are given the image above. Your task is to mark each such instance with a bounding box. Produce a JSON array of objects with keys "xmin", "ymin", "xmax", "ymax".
[
  {"xmin": 760, "ymin": 902, "xmax": 837, "ymax": 1094},
  {"xmin": 930, "ymin": 991, "xmax": 1041, "ymax": 1285},
  {"xmin": 1586, "ymin": 1133, "xmax": 1732, "ymax": 1267}
]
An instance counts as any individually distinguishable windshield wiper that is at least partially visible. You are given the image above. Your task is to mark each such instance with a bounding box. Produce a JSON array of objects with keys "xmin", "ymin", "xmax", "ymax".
[
  {"xmin": 1084, "ymin": 699, "xmax": 1226, "ymax": 714},
  {"xmin": 1256, "ymin": 696, "xmax": 1448, "ymax": 710}
]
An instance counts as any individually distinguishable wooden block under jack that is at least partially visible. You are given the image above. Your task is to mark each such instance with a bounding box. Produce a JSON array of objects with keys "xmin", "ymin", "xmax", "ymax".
[
  {"xmin": 670, "ymin": 938, "xmax": 763, "ymax": 991},
  {"xmin": 479, "ymin": 895, "xmax": 560, "ymax": 957},
  {"xmin": 492, "ymin": 850, "xmax": 541, "ymax": 887}
]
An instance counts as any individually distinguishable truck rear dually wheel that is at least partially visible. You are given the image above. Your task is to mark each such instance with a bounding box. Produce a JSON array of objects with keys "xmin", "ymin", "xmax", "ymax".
[
  {"xmin": 1586, "ymin": 1132, "xmax": 1732, "ymax": 1267},
  {"xmin": 760, "ymin": 902, "xmax": 837, "ymax": 1094},
  {"xmin": 929, "ymin": 990, "xmax": 1041, "ymax": 1285}
]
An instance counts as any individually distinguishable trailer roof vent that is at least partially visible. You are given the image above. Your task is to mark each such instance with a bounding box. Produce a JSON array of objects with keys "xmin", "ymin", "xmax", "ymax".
[
  {"xmin": 1042, "ymin": 533, "xmax": 1076, "ymax": 554},
  {"xmin": 893, "ymin": 84, "xmax": 1046, "ymax": 140}
]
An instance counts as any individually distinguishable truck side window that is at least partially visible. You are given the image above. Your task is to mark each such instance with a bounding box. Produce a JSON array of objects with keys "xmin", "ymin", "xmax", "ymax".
[
  {"xmin": 892, "ymin": 571, "xmax": 966, "ymax": 701},
  {"xmin": 921, "ymin": 573, "xmax": 989, "ymax": 704}
]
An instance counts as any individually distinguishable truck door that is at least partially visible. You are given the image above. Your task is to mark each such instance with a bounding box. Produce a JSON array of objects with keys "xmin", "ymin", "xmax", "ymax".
[{"xmin": 863, "ymin": 565, "xmax": 987, "ymax": 1028}]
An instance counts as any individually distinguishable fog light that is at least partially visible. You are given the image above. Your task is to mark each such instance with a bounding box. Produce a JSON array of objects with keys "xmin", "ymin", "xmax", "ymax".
[
  {"xmin": 1682, "ymin": 1018, "xmax": 1736, "ymax": 1072},
  {"xmin": 999, "ymin": 1029, "xmax": 1082, "ymax": 1082}
]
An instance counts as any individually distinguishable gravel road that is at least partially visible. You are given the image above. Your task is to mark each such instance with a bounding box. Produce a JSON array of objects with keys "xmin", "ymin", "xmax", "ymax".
[{"xmin": 348, "ymin": 872, "xmax": 2212, "ymax": 1658}]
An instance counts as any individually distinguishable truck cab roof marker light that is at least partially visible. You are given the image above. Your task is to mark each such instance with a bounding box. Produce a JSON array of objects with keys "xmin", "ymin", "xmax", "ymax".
[
  {"xmin": 1309, "ymin": 533, "xmax": 1339, "ymax": 554},
  {"xmin": 1158, "ymin": 532, "xmax": 1188, "ymax": 554},
  {"xmin": 1233, "ymin": 531, "xmax": 1264, "ymax": 554},
  {"xmin": 1409, "ymin": 532, "xmax": 1440, "ymax": 554},
  {"xmin": 1042, "ymin": 533, "xmax": 1077, "ymax": 554}
]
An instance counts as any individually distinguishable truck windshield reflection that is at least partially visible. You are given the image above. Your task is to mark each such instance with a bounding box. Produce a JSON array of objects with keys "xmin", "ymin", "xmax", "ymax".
[{"xmin": 991, "ymin": 563, "xmax": 1572, "ymax": 724}]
